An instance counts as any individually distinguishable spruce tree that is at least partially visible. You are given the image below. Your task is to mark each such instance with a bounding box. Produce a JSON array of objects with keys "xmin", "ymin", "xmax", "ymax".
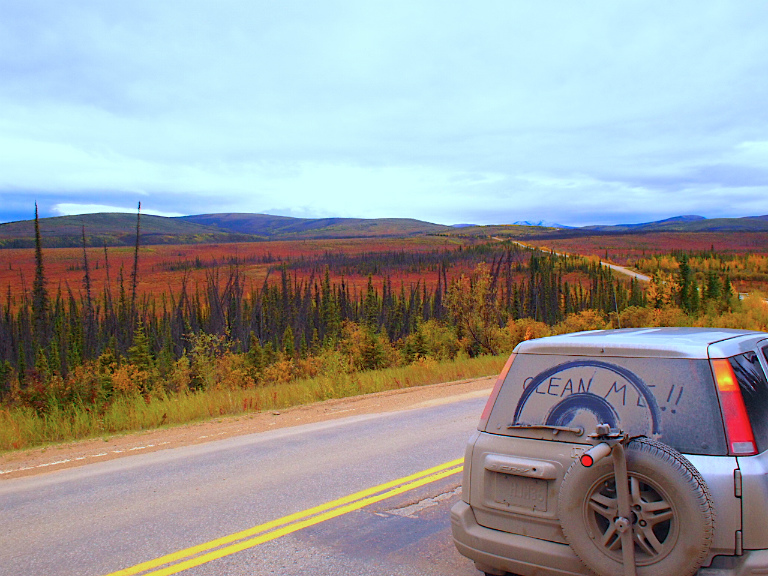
[
  {"xmin": 32, "ymin": 203, "xmax": 50, "ymax": 353},
  {"xmin": 247, "ymin": 332, "xmax": 264, "ymax": 372},
  {"xmin": 130, "ymin": 202, "xmax": 141, "ymax": 320},
  {"xmin": 363, "ymin": 275, "xmax": 379, "ymax": 330},
  {"xmin": 81, "ymin": 226, "xmax": 96, "ymax": 359},
  {"xmin": 128, "ymin": 319, "xmax": 153, "ymax": 373},
  {"xmin": 705, "ymin": 271, "xmax": 722, "ymax": 302},
  {"xmin": 282, "ymin": 325, "xmax": 295, "ymax": 358},
  {"xmin": 677, "ymin": 255, "xmax": 695, "ymax": 313}
]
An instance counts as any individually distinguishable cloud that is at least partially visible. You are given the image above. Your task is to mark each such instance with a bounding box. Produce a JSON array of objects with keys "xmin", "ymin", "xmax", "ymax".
[
  {"xmin": 52, "ymin": 203, "xmax": 183, "ymax": 218},
  {"xmin": 1, "ymin": 1, "xmax": 767, "ymax": 225}
]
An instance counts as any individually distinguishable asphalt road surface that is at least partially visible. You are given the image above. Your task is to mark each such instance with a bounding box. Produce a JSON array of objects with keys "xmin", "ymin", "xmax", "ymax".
[
  {"xmin": 508, "ymin": 239, "xmax": 651, "ymax": 282},
  {"xmin": 1, "ymin": 392, "xmax": 488, "ymax": 576}
]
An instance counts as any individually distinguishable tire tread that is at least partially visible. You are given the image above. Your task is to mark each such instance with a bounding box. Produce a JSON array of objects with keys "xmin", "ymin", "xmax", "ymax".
[{"xmin": 559, "ymin": 436, "xmax": 715, "ymax": 576}]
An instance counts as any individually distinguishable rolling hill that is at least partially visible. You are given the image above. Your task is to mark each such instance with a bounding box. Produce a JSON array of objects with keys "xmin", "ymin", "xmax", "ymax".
[
  {"xmin": 450, "ymin": 214, "xmax": 768, "ymax": 239},
  {"xmin": 583, "ymin": 214, "xmax": 768, "ymax": 233},
  {"xmin": 178, "ymin": 213, "xmax": 451, "ymax": 237},
  {"xmin": 0, "ymin": 213, "xmax": 257, "ymax": 248},
  {"xmin": 2, "ymin": 211, "xmax": 768, "ymax": 248},
  {"xmin": 0, "ymin": 212, "xmax": 452, "ymax": 248}
]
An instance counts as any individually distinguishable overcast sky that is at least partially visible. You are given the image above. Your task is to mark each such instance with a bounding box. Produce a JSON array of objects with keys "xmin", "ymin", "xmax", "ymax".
[{"xmin": 1, "ymin": 1, "xmax": 767, "ymax": 227}]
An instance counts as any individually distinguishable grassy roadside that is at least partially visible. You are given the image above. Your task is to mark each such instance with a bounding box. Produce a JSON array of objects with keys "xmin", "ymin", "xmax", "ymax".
[{"xmin": 0, "ymin": 355, "xmax": 504, "ymax": 453}]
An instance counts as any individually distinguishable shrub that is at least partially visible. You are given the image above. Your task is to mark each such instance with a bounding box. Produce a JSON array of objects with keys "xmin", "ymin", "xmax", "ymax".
[
  {"xmin": 165, "ymin": 354, "xmax": 192, "ymax": 393},
  {"xmin": 652, "ymin": 306, "xmax": 692, "ymax": 327},
  {"xmin": 499, "ymin": 318, "xmax": 550, "ymax": 352},
  {"xmin": 552, "ymin": 310, "xmax": 608, "ymax": 335},
  {"xmin": 618, "ymin": 306, "xmax": 656, "ymax": 328},
  {"xmin": 339, "ymin": 321, "xmax": 398, "ymax": 372},
  {"xmin": 403, "ymin": 320, "xmax": 461, "ymax": 362}
]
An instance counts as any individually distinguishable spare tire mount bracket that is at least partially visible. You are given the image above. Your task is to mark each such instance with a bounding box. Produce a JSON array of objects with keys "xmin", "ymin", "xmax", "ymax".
[{"xmin": 581, "ymin": 424, "xmax": 637, "ymax": 576}]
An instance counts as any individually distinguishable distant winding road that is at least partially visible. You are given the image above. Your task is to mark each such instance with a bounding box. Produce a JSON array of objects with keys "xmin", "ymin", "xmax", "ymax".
[
  {"xmin": 507, "ymin": 239, "xmax": 768, "ymax": 304},
  {"xmin": 506, "ymin": 239, "xmax": 651, "ymax": 282}
]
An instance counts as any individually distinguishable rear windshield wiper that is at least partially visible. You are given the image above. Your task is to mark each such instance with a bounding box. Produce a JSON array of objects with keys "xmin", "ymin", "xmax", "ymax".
[{"xmin": 507, "ymin": 424, "xmax": 584, "ymax": 436}]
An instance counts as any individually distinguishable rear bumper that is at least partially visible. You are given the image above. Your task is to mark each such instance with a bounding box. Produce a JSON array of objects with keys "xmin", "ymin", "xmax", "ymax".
[
  {"xmin": 699, "ymin": 550, "xmax": 768, "ymax": 576},
  {"xmin": 450, "ymin": 500, "xmax": 587, "ymax": 576},
  {"xmin": 451, "ymin": 500, "xmax": 768, "ymax": 576}
]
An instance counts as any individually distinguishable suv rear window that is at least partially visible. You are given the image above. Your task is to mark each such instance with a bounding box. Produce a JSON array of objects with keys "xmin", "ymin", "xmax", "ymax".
[
  {"xmin": 729, "ymin": 351, "xmax": 768, "ymax": 453},
  {"xmin": 486, "ymin": 354, "xmax": 727, "ymax": 455}
]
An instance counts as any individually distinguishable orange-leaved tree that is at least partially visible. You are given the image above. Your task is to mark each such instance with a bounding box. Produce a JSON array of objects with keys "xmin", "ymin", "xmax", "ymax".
[{"xmin": 446, "ymin": 262, "xmax": 504, "ymax": 355}]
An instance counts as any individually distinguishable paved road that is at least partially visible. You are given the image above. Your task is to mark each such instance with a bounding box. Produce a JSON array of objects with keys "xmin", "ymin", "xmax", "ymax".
[
  {"xmin": 510, "ymin": 240, "xmax": 768, "ymax": 304},
  {"xmin": 600, "ymin": 262, "xmax": 651, "ymax": 282},
  {"xmin": 508, "ymin": 239, "xmax": 651, "ymax": 282},
  {"xmin": 1, "ymin": 393, "xmax": 488, "ymax": 576}
]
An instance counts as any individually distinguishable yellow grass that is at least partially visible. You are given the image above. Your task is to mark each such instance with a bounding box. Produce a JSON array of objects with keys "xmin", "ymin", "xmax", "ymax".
[{"xmin": 0, "ymin": 355, "xmax": 503, "ymax": 452}]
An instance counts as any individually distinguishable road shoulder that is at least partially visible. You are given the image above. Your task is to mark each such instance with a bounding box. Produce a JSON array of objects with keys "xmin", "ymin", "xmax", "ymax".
[{"xmin": 0, "ymin": 376, "xmax": 494, "ymax": 480}]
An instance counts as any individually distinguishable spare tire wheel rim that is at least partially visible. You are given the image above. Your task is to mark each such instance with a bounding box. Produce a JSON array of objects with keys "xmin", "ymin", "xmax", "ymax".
[
  {"xmin": 559, "ymin": 437, "xmax": 714, "ymax": 576},
  {"xmin": 583, "ymin": 470, "xmax": 677, "ymax": 565}
]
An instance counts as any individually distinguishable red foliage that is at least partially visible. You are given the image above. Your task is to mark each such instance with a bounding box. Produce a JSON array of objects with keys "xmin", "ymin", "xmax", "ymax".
[
  {"xmin": 526, "ymin": 232, "xmax": 768, "ymax": 266},
  {"xmin": 0, "ymin": 237, "xmax": 467, "ymax": 306}
]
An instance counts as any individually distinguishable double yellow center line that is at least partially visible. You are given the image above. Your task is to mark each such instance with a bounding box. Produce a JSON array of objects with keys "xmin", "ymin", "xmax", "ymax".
[{"xmin": 104, "ymin": 458, "xmax": 464, "ymax": 576}]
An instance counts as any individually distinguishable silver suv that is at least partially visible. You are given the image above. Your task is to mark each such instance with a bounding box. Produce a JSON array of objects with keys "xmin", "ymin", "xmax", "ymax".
[{"xmin": 452, "ymin": 327, "xmax": 768, "ymax": 576}]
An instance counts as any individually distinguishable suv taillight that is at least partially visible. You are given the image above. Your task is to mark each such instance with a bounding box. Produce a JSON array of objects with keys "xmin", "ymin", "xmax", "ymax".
[
  {"xmin": 712, "ymin": 358, "xmax": 757, "ymax": 456},
  {"xmin": 479, "ymin": 353, "xmax": 516, "ymax": 429}
]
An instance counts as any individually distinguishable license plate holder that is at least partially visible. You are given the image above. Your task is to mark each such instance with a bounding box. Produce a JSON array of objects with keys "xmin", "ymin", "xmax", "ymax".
[{"xmin": 491, "ymin": 471, "xmax": 548, "ymax": 512}]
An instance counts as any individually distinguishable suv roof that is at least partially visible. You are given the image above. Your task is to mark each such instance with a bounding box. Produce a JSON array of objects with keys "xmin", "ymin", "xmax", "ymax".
[{"xmin": 514, "ymin": 327, "xmax": 768, "ymax": 359}]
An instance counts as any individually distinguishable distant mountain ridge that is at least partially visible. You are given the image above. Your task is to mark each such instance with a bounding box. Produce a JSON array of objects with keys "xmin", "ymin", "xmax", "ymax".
[
  {"xmin": 178, "ymin": 213, "xmax": 449, "ymax": 237},
  {"xmin": 176, "ymin": 212, "xmax": 768, "ymax": 235},
  {"xmin": 582, "ymin": 214, "xmax": 768, "ymax": 233},
  {"xmin": 511, "ymin": 219, "xmax": 572, "ymax": 228},
  {"xmin": 1, "ymin": 212, "xmax": 767, "ymax": 248},
  {"xmin": 0, "ymin": 212, "xmax": 452, "ymax": 248},
  {"xmin": 0, "ymin": 213, "xmax": 248, "ymax": 248}
]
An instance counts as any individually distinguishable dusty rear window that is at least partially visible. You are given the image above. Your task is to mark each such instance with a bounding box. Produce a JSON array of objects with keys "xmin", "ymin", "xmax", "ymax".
[{"xmin": 486, "ymin": 354, "xmax": 727, "ymax": 456}]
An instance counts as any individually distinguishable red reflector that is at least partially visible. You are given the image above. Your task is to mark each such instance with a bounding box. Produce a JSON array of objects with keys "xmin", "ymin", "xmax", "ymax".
[
  {"xmin": 480, "ymin": 354, "xmax": 516, "ymax": 423},
  {"xmin": 580, "ymin": 454, "xmax": 594, "ymax": 467},
  {"xmin": 712, "ymin": 359, "xmax": 757, "ymax": 456}
]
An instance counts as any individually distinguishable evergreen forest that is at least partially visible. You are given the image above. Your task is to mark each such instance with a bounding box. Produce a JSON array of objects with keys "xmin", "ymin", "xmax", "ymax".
[{"xmin": 1, "ymin": 209, "xmax": 766, "ymax": 448}]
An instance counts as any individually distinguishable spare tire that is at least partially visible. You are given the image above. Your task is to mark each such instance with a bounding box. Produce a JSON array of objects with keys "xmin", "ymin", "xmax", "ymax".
[{"xmin": 558, "ymin": 437, "xmax": 714, "ymax": 576}]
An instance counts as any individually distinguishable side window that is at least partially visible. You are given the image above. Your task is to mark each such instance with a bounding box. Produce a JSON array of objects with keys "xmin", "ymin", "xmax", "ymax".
[{"xmin": 729, "ymin": 351, "xmax": 768, "ymax": 453}]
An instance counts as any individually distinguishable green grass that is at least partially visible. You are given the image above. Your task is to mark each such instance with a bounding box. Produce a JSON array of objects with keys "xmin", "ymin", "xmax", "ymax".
[{"xmin": 0, "ymin": 355, "xmax": 503, "ymax": 453}]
